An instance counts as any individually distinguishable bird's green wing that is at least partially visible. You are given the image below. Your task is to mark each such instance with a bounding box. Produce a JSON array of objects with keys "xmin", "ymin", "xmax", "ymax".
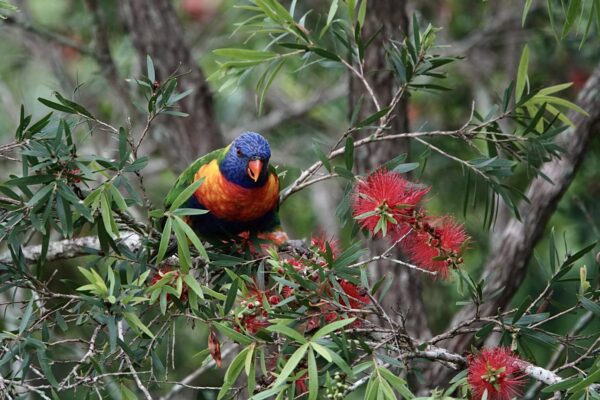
[
  {"xmin": 269, "ymin": 164, "xmax": 281, "ymax": 211},
  {"xmin": 164, "ymin": 147, "xmax": 226, "ymax": 209}
]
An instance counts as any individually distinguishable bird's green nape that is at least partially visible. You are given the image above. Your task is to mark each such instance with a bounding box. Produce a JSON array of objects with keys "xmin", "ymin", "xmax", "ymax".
[{"xmin": 163, "ymin": 146, "xmax": 227, "ymax": 210}]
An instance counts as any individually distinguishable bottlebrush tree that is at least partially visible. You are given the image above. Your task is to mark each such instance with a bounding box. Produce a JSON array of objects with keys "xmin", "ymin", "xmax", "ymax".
[{"xmin": 0, "ymin": 1, "xmax": 599, "ymax": 400}]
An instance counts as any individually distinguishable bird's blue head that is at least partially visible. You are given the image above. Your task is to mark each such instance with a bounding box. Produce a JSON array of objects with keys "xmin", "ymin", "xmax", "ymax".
[{"xmin": 220, "ymin": 132, "xmax": 272, "ymax": 188}]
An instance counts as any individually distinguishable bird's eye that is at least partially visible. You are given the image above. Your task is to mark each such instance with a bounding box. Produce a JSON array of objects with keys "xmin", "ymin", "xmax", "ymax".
[{"xmin": 236, "ymin": 148, "xmax": 243, "ymax": 157}]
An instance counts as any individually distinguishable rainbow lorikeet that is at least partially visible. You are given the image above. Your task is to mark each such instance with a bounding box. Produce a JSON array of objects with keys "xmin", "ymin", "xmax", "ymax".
[{"xmin": 164, "ymin": 132, "xmax": 287, "ymax": 244}]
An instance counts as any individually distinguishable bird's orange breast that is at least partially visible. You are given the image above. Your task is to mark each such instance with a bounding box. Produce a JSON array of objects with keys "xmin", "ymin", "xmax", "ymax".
[{"xmin": 193, "ymin": 160, "xmax": 279, "ymax": 222}]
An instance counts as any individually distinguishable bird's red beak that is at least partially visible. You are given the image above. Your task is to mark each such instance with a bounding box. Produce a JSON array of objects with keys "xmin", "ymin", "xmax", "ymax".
[{"xmin": 247, "ymin": 159, "xmax": 263, "ymax": 182}]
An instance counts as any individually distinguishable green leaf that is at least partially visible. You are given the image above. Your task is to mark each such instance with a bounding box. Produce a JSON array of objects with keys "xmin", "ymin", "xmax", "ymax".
[
  {"xmin": 26, "ymin": 184, "xmax": 53, "ymax": 208},
  {"xmin": 109, "ymin": 184, "xmax": 128, "ymax": 211},
  {"xmin": 313, "ymin": 145, "xmax": 332, "ymax": 173},
  {"xmin": 522, "ymin": 0, "xmax": 534, "ymax": 26},
  {"xmin": 100, "ymin": 193, "xmax": 117, "ymax": 238},
  {"xmin": 169, "ymin": 178, "xmax": 204, "ymax": 211},
  {"xmin": 172, "ymin": 218, "xmax": 192, "ymax": 272},
  {"xmin": 124, "ymin": 156, "xmax": 149, "ymax": 172},
  {"xmin": 562, "ymin": 0, "xmax": 583, "ymax": 39},
  {"xmin": 308, "ymin": 348, "xmax": 318, "ymax": 400},
  {"xmin": 218, "ymin": 347, "xmax": 250, "ymax": 400},
  {"xmin": 173, "ymin": 215, "xmax": 209, "ymax": 261},
  {"xmin": 356, "ymin": 107, "xmax": 390, "ymax": 128},
  {"xmin": 167, "ymin": 89, "xmax": 194, "ymax": 106},
  {"xmin": 118, "ymin": 127, "xmax": 129, "ymax": 163},
  {"xmin": 512, "ymin": 295, "xmax": 532, "ymax": 324},
  {"xmin": 266, "ymin": 323, "xmax": 307, "ymax": 344},
  {"xmin": 202, "ymin": 285, "xmax": 227, "ymax": 301},
  {"xmin": 320, "ymin": 0, "xmax": 338, "ymax": 37},
  {"xmin": 578, "ymin": 295, "xmax": 600, "ymax": 317},
  {"xmin": 55, "ymin": 195, "xmax": 72, "ymax": 237},
  {"xmin": 38, "ymin": 97, "xmax": 74, "ymax": 113},
  {"xmin": 541, "ymin": 377, "xmax": 581, "ymax": 393},
  {"xmin": 156, "ymin": 217, "xmax": 172, "ymax": 264},
  {"xmin": 333, "ymin": 166, "xmax": 355, "ymax": 181},
  {"xmin": 123, "ymin": 312, "xmax": 155, "ymax": 339},
  {"xmin": 37, "ymin": 349, "xmax": 59, "ymax": 387},
  {"xmin": 344, "ymin": 137, "xmax": 354, "ymax": 170},
  {"xmin": 357, "ymin": 0, "xmax": 367, "ymax": 28},
  {"xmin": 172, "ymin": 208, "xmax": 209, "ymax": 216},
  {"xmin": 412, "ymin": 13, "xmax": 420, "ymax": 53},
  {"xmin": 311, "ymin": 317, "xmax": 356, "ymax": 340},
  {"xmin": 224, "ymin": 278, "xmax": 239, "ymax": 315},
  {"xmin": 0, "ymin": 0, "xmax": 17, "ymax": 18},
  {"xmin": 311, "ymin": 47, "xmax": 341, "ymax": 61},
  {"xmin": 213, "ymin": 321, "xmax": 254, "ymax": 346},
  {"xmin": 147, "ymin": 55, "xmax": 155, "ymax": 82},
  {"xmin": 273, "ymin": 343, "xmax": 309, "ymax": 387},
  {"xmin": 568, "ymin": 366, "xmax": 600, "ymax": 392},
  {"xmin": 392, "ymin": 162, "xmax": 419, "ymax": 173},
  {"xmin": 245, "ymin": 343, "xmax": 256, "ymax": 376},
  {"xmin": 183, "ymin": 274, "xmax": 205, "ymax": 300},
  {"xmin": 533, "ymin": 94, "xmax": 589, "ymax": 116},
  {"xmin": 381, "ymin": 154, "xmax": 407, "ymax": 171},
  {"xmin": 378, "ymin": 367, "xmax": 414, "ymax": 398},
  {"xmin": 120, "ymin": 383, "xmax": 138, "ymax": 400},
  {"xmin": 515, "ymin": 45, "xmax": 529, "ymax": 102},
  {"xmin": 256, "ymin": 59, "xmax": 285, "ymax": 115},
  {"xmin": 19, "ymin": 297, "xmax": 34, "ymax": 335},
  {"xmin": 310, "ymin": 342, "xmax": 332, "ymax": 363},
  {"xmin": 53, "ymin": 92, "xmax": 94, "ymax": 119},
  {"xmin": 249, "ymin": 386, "xmax": 285, "ymax": 400},
  {"xmin": 214, "ymin": 48, "xmax": 277, "ymax": 61},
  {"xmin": 537, "ymin": 82, "xmax": 573, "ymax": 96}
]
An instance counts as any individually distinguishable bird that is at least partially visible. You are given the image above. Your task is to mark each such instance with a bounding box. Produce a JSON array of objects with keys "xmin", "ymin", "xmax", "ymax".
[{"xmin": 164, "ymin": 131, "xmax": 287, "ymax": 245}]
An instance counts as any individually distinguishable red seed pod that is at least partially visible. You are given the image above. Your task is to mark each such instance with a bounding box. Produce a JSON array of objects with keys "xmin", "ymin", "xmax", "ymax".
[{"xmin": 268, "ymin": 295, "xmax": 280, "ymax": 305}]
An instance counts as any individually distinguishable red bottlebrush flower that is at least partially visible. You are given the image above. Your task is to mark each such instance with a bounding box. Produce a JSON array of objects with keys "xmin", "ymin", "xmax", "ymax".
[
  {"xmin": 282, "ymin": 285, "xmax": 294, "ymax": 298},
  {"xmin": 467, "ymin": 347, "xmax": 525, "ymax": 400},
  {"xmin": 236, "ymin": 282, "xmax": 276, "ymax": 334},
  {"xmin": 149, "ymin": 268, "xmax": 188, "ymax": 302},
  {"xmin": 324, "ymin": 311, "xmax": 338, "ymax": 323},
  {"xmin": 352, "ymin": 170, "xmax": 429, "ymax": 236},
  {"xmin": 306, "ymin": 316, "xmax": 321, "ymax": 332},
  {"xmin": 310, "ymin": 234, "xmax": 341, "ymax": 259},
  {"xmin": 284, "ymin": 257, "xmax": 307, "ymax": 272},
  {"xmin": 398, "ymin": 216, "xmax": 468, "ymax": 278},
  {"xmin": 338, "ymin": 280, "xmax": 370, "ymax": 309},
  {"xmin": 208, "ymin": 329, "xmax": 222, "ymax": 368},
  {"xmin": 306, "ymin": 281, "xmax": 370, "ymax": 331},
  {"xmin": 67, "ymin": 168, "xmax": 81, "ymax": 183},
  {"xmin": 295, "ymin": 372, "xmax": 308, "ymax": 395},
  {"xmin": 241, "ymin": 314, "xmax": 270, "ymax": 334}
]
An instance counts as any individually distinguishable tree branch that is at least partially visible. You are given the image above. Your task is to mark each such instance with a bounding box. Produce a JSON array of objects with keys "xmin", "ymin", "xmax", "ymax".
[{"xmin": 0, "ymin": 232, "xmax": 142, "ymax": 264}]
